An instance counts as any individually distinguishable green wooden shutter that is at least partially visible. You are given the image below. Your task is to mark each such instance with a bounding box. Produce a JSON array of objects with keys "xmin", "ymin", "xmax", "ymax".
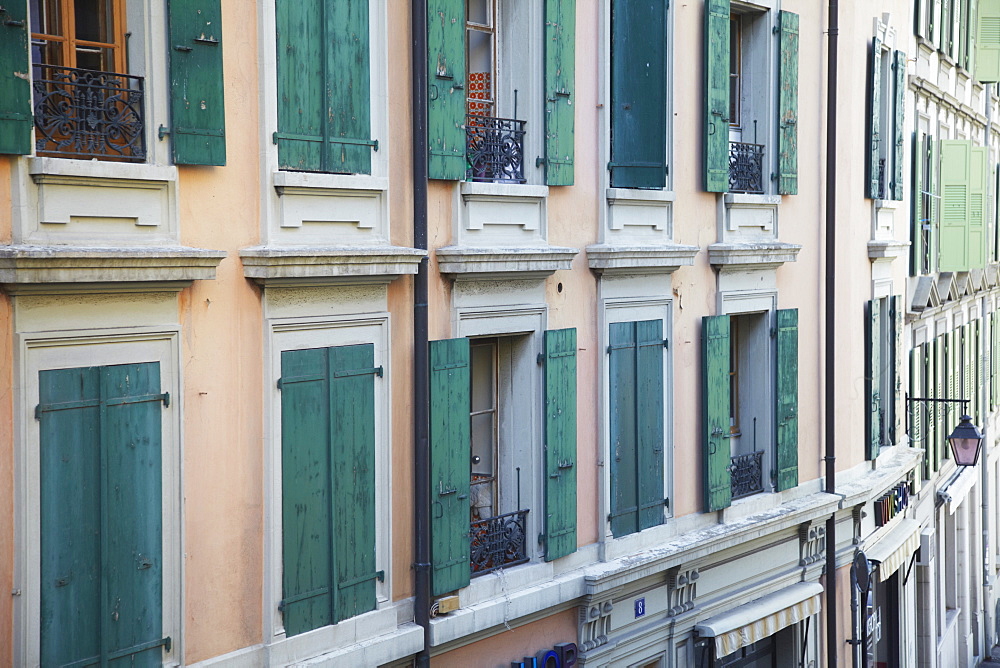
[
  {"xmin": 890, "ymin": 296, "xmax": 904, "ymax": 444},
  {"xmin": 275, "ymin": 0, "xmax": 374, "ymax": 174},
  {"xmin": 636, "ymin": 320, "xmax": 665, "ymax": 530},
  {"xmin": 978, "ymin": 0, "xmax": 1000, "ymax": 81},
  {"xmin": 893, "ymin": 51, "xmax": 906, "ymax": 200},
  {"xmin": 544, "ymin": 328, "xmax": 577, "ymax": 561},
  {"xmin": 960, "ymin": 0, "xmax": 970, "ymax": 66},
  {"xmin": 609, "ymin": 322, "xmax": 639, "ymax": 537},
  {"xmin": 865, "ymin": 300, "xmax": 882, "ymax": 459},
  {"xmin": 544, "ymin": 0, "xmax": 576, "ymax": 186},
  {"xmin": 945, "ymin": 0, "xmax": 956, "ymax": 55},
  {"xmin": 777, "ymin": 11, "xmax": 799, "ymax": 195},
  {"xmin": 912, "ymin": 133, "xmax": 925, "ymax": 275},
  {"xmin": 970, "ymin": 0, "xmax": 979, "ymax": 72},
  {"xmin": 931, "ymin": 337, "xmax": 941, "ymax": 471},
  {"xmin": 930, "ymin": 137, "xmax": 940, "ymax": 271},
  {"xmin": 970, "ymin": 145, "xmax": 989, "ymax": 267},
  {"xmin": 0, "ymin": 0, "xmax": 30, "ymax": 155},
  {"xmin": 329, "ymin": 344, "xmax": 377, "ymax": 623},
  {"xmin": 704, "ymin": 0, "xmax": 730, "ymax": 192},
  {"xmin": 775, "ymin": 309, "xmax": 799, "ymax": 491},
  {"xmin": 867, "ymin": 37, "xmax": 883, "ymax": 199},
  {"xmin": 40, "ymin": 363, "xmax": 165, "ymax": 666},
  {"xmin": 280, "ymin": 347, "xmax": 334, "ymax": 636},
  {"xmin": 427, "ymin": 0, "xmax": 466, "ymax": 180},
  {"xmin": 940, "ymin": 140, "xmax": 972, "ymax": 271},
  {"xmin": 609, "ymin": 0, "xmax": 667, "ymax": 189},
  {"xmin": 429, "ymin": 338, "xmax": 471, "ymax": 594},
  {"xmin": 168, "ymin": 0, "xmax": 227, "ymax": 165},
  {"xmin": 702, "ymin": 315, "xmax": 731, "ymax": 511},
  {"xmin": 993, "ymin": 312, "xmax": 999, "ymax": 409}
]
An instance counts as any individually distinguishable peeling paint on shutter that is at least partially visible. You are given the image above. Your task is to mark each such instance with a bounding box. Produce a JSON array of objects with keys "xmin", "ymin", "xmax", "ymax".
[
  {"xmin": 544, "ymin": 0, "xmax": 576, "ymax": 185},
  {"xmin": 777, "ymin": 11, "xmax": 799, "ymax": 195},
  {"xmin": 775, "ymin": 309, "xmax": 798, "ymax": 491},
  {"xmin": 427, "ymin": 0, "xmax": 467, "ymax": 180},
  {"xmin": 867, "ymin": 37, "xmax": 883, "ymax": 199},
  {"xmin": 702, "ymin": 315, "xmax": 731, "ymax": 511},
  {"xmin": 893, "ymin": 51, "xmax": 906, "ymax": 201},
  {"xmin": 704, "ymin": 0, "xmax": 730, "ymax": 192},
  {"xmin": 865, "ymin": 300, "xmax": 882, "ymax": 460},
  {"xmin": 544, "ymin": 328, "xmax": 577, "ymax": 561},
  {"xmin": 0, "ymin": 0, "xmax": 30, "ymax": 154}
]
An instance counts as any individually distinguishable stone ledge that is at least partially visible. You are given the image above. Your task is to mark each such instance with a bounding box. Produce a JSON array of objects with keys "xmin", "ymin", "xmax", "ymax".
[
  {"xmin": 436, "ymin": 246, "xmax": 577, "ymax": 280},
  {"xmin": 586, "ymin": 243, "xmax": 698, "ymax": 276},
  {"xmin": 867, "ymin": 239, "xmax": 909, "ymax": 260},
  {"xmin": 0, "ymin": 245, "xmax": 225, "ymax": 294},
  {"xmin": 707, "ymin": 242, "xmax": 802, "ymax": 269},
  {"xmin": 240, "ymin": 245, "xmax": 424, "ymax": 286}
]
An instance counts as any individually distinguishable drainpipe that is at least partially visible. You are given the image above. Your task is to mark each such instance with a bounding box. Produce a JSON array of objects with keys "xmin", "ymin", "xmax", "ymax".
[
  {"xmin": 412, "ymin": 1, "xmax": 431, "ymax": 666},
  {"xmin": 982, "ymin": 83, "xmax": 993, "ymax": 660},
  {"xmin": 824, "ymin": 1, "xmax": 840, "ymax": 667}
]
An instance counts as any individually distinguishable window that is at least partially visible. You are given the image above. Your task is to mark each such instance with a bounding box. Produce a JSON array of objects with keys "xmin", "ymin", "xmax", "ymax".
[
  {"xmin": 865, "ymin": 296, "xmax": 903, "ymax": 460},
  {"xmin": 702, "ymin": 309, "xmax": 798, "ymax": 511},
  {"xmin": 939, "ymin": 140, "xmax": 989, "ymax": 271},
  {"xmin": 278, "ymin": 344, "xmax": 379, "ymax": 636},
  {"xmin": 36, "ymin": 362, "xmax": 170, "ymax": 665},
  {"xmin": 608, "ymin": 320, "xmax": 666, "ymax": 538},
  {"xmin": 910, "ymin": 133, "xmax": 937, "ymax": 276},
  {"xmin": 703, "ymin": 1, "xmax": 798, "ymax": 195},
  {"xmin": 429, "ymin": 329, "xmax": 577, "ymax": 595},
  {"xmin": 866, "ymin": 28, "xmax": 906, "ymax": 201}
]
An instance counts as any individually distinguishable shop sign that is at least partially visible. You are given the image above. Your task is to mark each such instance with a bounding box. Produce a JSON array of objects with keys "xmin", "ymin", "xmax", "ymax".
[
  {"xmin": 874, "ymin": 481, "xmax": 910, "ymax": 527},
  {"xmin": 510, "ymin": 642, "xmax": 578, "ymax": 668}
]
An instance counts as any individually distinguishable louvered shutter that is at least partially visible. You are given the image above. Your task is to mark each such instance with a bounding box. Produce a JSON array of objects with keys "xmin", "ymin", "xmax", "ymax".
[
  {"xmin": 978, "ymin": 0, "xmax": 1000, "ymax": 81},
  {"xmin": 970, "ymin": 145, "xmax": 989, "ymax": 267},
  {"xmin": 544, "ymin": 0, "xmax": 576, "ymax": 185},
  {"xmin": 775, "ymin": 309, "xmax": 799, "ymax": 491},
  {"xmin": 609, "ymin": 0, "xmax": 667, "ymax": 188},
  {"xmin": 0, "ymin": 0, "xmax": 30, "ymax": 155},
  {"xmin": 427, "ymin": 0, "xmax": 467, "ymax": 179},
  {"xmin": 777, "ymin": 11, "xmax": 799, "ymax": 195},
  {"xmin": 890, "ymin": 296, "xmax": 904, "ymax": 444},
  {"xmin": 429, "ymin": 338, "xmax": 471, "ymax": 594},
  {"xmin": 704, "ymin": 0, "xmax": 730, "ymax": 192},
  {"xmin": 893, "ymin": 51, "xmax": 906, "ymax": 200},
  {"xmin": 930, "ymin": 138, "xmax": 941, "ymax": 271},
  {"xmin": 865, "ymin": 299, "xmax": 882, "ymax": 460},
  {"xmin": 867, "ymin": 37, "xmax": 883, "ymax": 199},
  {"xmin": 168, "ymin": 0, "xmax": 227, "ymax": 165},
  {"xmin": 544, "ymin": 328, "xmax": 578, "ymax": 561},
  {"xmin": 940, "ymin": 140, "xmax": 972, "ymax": 271},
  {"xmin": 702, "ymin": 315, "xmax": 732, "ymax": 511}
]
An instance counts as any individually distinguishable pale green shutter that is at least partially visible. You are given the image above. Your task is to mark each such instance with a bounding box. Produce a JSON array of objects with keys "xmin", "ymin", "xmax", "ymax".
[
  {"xmin": 970, "ymin": 145, "xmax": 989, "ymax": 267},
  {"xmin": 544, "ymin": 0, "xmax": 576, "ymax": 185},
  {"xmin": 704, "ymin": 0, "xmax": 730, "ymax": 192},
  {"xmin": 702, "ymin": 315, "xmax": 731, "ymax": 511},
  {"xmin": 777, "ymin": 11, "xmax": 799, "ymax": 195},
  {"xmin": 544, "ymin": 328, "xmax": 578, "ymax": 561},
  {"xmin": 930, "ymin": 138, "xmax": 941, "ymax": 271},
  {"xmin": 429, "ymin": 338, "xmax": 471, "ymax": 594},
  {"xmin": 867, "ymin": 37, "xmax": 883, "ymax": 199},
  {"xmin": 865, "ymin": 300, "xmax": 882, "ymax": 459},
  {"xmin": 168, "ymin": 0, "xmax": 227, "ymax": 165},
  {"xmin": 940, "ymin": 140, "xmax": 972, "ymax": 271},
  {"xmin": 0, "ymin": 0, "xmax": 30, "ymax": 155},
  {"xmin": 912, "ymin": 133, "xmax": 925, "ymax": 275},
  {"xmin": 978, "ymin": 0, "xmax": 1000, "ymax": 81},
  {"xmin": 775, "ymin": 309, "xmax": 799, "ymax": 491},
  {"xmin": 890, "ymin": 296, "xmax": 904, "ymax": 444},
  {"xmin": 427, "ymin": 0, "xmax": 467, "ymax": 179},
  {"xmin": 893, "ymin": 51, "xmax": 906, "ymax": 200}
]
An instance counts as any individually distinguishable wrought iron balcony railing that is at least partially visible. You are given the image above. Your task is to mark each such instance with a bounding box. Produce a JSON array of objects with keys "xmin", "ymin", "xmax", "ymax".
[
  {"xmin": 730, "ymin": 450, "xmax": 764, "ymax": 499},
  {"xmin": 33, "ymin": 64, "xmax": 146, "ymax": 162},
  {"xmin": 728, "ymin": 141, "xmax": 765, "ymax": 194},
  {"xmin": 466, "ymin": 114, "xmax": 526, "ymax": 184},
  {"xmin": 470, "ymin": 508, "xmax": 529, "ymax": 575}
]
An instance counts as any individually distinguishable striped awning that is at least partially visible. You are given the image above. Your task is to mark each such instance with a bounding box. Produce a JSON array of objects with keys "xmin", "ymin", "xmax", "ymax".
[
  {"xmin": 695, "ymin": 582, "xmax": 823, "ymax": 658},
  {"xmin": 866, "ymin": 518, "xmax": 921, "ymax": 582}
]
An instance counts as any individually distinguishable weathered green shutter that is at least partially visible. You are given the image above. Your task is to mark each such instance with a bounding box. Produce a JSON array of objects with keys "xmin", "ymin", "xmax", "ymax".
[
  {"xmin": 940, "ymin": 140, "xmax": 972, "ymax": 271},
  {"xmin": 960, "ymin": 0, "xmax": 970, "ymax": 66},
  {"xmin": 544, "ymin": 0, "xmax": 576, "ymax": 185},
  {"xmin": 970, "ymin": 145, "xmax": 989, "ymax": 267},
  {"xmin": 867, "ymin": 37, "xmax": 883, "ymax": 199},
  {"xmin": 775, "ymin": 309, "xmax": 798, "ymax": 491},
  {"xmin": 544, "ymin": 328, "xmax": 577, "ymax": 561},
  {"xmin": 609, "ymin": 322, "xmax": 639, "ymax": 537},
  {"xmin": 930, "ymin": 138, "xmax": 940, "ymax": 271},
  {"xmin": 702, "ymin": 315, "xmax": 731, "ymax": 511},
  {"xmin": 893, "ymin": 51, "xmax": 906, "ymax": 200},
  {"xmin": 636, "ymin": 320, "xmax": 665, "ymax": 530},
  {"xmin": 168, "ymin": 0, "xmax": 227, "ymax": 165},
  {"xmin": 281, "ymin": 347, "xmax": 334, "ymax": 635},
  {"xmin": 890, "ymin": 296, "xmax": 904, "ymax": 444},
  {"xmin": 0, "ymin": 0, "xmax": 31, "ymax": 155},
  {"xmin": 427, "ymin": 0, "xmax": 467, "ymax": 180},
  {"xmin": 945, "ymin": 0, "xmax": 956, "ymax": 55},
  {"xmin": 912, "ymin": 133, "xmax": 925, "ymax": 275},
  {"xmin": 429, "ymin": 338, "xmax": 471, "ymax": 594},
  {"xmin": 865, "ymin": 300, "xmax": 882, "ymax": 459},
  {"xmin": 609, "ymin": 0, "xmax": 667, "ymax": 189},
  {"xmin": 777, "ymin": 11, "xmax": 799, "ymax": 195},
  {"xmin": 40, "ymin": 363, "xmax": 165, "ymax": 666},
  {"xmin": 704, "ymin": 0, "xmax": 730, "ymax": 192},
  {"xmin": 977, "ymin": 0, "xmax": 1000, "ymax": 81},
  {"xmin": 329, "ymin": 345, "xmax": 377, "ymax": 622},
  {"xmin": 275, "ymin": 0, "xmax": 373, "ymax": 174},
  {"xmin": 936, "ymin": 335, "xmax": 946, "ymax": 466}
]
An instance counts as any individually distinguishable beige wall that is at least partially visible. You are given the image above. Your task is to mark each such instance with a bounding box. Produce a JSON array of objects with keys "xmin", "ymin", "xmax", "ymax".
[{"xmin": 433, "ymin": 608, "xmax": 577, "ymax": 668}]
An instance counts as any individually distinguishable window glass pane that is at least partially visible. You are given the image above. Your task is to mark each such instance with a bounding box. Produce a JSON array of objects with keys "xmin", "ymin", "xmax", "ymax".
[
  {"xmin": 74, "ymin": 0, "xmax": 113, "ymax": 43},
  {"xmin": 32, "ymin": 39, "xmax": 64, "ymax": 66},
  {"xmin": 729, "ymin": 16, "xmax": 741, "ymax": 126},
  {"xmin": 75, "ymin": 45, "xmax": 113, "ymax": 70},
  {"xmin": 31, "ymin": 0, "xmax": 63, "ymax": 36},
  {"xmin": 470, "ymin": 342, "xmax": 495, "ymax": 412},
  {"xmin": 467, "ymin": 0, "xmax": 490, "ymax": 26}
]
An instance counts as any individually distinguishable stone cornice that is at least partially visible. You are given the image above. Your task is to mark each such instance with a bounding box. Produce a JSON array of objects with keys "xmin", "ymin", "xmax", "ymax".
[
  {"xmin": 435, "ymin": 246, "xmax": 577, "ymax": 280},
  {"xmin": 707, "ymin": 242, "xmax": 802, "ymax": 269},
  {"xmin": 240, "ymin": 245, "xmax": 424, "ymax": 286},
  {"xmin": 586, "ymin": 243, "xmax": 699, "ymax": 275}
]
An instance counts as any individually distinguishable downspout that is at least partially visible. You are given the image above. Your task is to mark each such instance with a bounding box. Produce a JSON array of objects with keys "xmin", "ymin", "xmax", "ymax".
[
  {"xmin": 824, "ymin": 1, "xmax": 840, "ymax": 667},
  {"xmin": 982, "ymin": 82, "xmax": 993, "ymax": 660},
  {"xmin": 412, "ymin": 1, "xmax": 431, "ymax": 666}
]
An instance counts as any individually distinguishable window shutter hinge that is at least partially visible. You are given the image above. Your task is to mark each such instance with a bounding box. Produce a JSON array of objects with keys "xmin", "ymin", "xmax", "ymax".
[
  {"xmin": 771, "ymin": 327, "xmax": 777, "ymax": 338},
  {"xmin": 164, "ymin": 637, "xmax": 172, "ymax": 653},
  {"xmin": 664, "ymin": 498, "xmax": 670, "ymax": 508},
  {"xmin": 663, "ymin": 338, "xmax": 669, "ymax": 349},
  {"xmin": 538, "ymin": 532, "xmax": 546, "ymax": 545},
  {"xmin": 536, "ymin": 157, "xmax": 546, "ymax": 167},
  {"xmin": 277, "ymin": 378, "xmax": 283, "ymax": 390},
  {"xmin": 537, "ymin": 353, "xmax": 545, "ymax": 365},
  {"xmin": 33, "ymin": 404, "xmax": 40, "ymax": 420},
  {"xmin": 161, "ymin": 392, "xmax": 170, "ymax": 408},
  {"xmin": 376, "ymin": 570, "xmax": 385, "ymax": 583},
  {"xmin": 773, "ymin": 25, "xmax": 779, "ymax": 34},
  {"xmin": 158, "ymin": 125, "xmax": 170, "ymax": 140}
]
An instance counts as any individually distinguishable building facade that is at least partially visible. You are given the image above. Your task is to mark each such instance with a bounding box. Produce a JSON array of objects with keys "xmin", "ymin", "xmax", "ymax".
[{"xmin": 0, "ymin": 1, "xmax": 999, "ymax": 667}]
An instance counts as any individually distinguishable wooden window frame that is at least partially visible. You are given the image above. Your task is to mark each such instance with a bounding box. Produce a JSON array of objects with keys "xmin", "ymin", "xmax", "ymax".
[
  {"xmin": 469, "ymin": 337, "xmax": 500, "ymax": 520},
  {"xmin": 466, "ymin": 0, "xmax": 496, "ymax": 116},
  {"xmin": 30, "ymin": 0, "xmax": 128, "ymax": 72}
]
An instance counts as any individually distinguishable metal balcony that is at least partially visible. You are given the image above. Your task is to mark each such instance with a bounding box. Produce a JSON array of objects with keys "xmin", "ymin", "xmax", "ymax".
[
  {"xmin": 466, "ymin": 114, "xmax": 526, "ymax": 184},
  {"xmin": 470, "ymin": 508, "xmax": 529, "ymax": 575},
  {"xmin": 730, "ymin": 450, "xmax": 765, "ymax": 499},
  {"xmin": 728, "ymin": 141, "xmax": 765, "ymax": 194}
]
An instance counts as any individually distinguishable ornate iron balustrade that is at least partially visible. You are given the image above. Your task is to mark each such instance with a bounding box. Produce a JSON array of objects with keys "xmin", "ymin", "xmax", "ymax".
[
  {"xmin": 470, "ymin": 508, "xmax": 529, "ymax": 576},
  {"xmin": 466, "ymin": 114, "xmax": 526, "ymax": 184},
  {"xmin": 730, "ymin": 450, "xmax": 764, "ymax": 499},
  {"xmin": 728, "ymin": 141, "xmax": 764, "ymax": 194},
  {"xmin": 33, "ymin": 64, "xmax": 146, "ymax": 162}
]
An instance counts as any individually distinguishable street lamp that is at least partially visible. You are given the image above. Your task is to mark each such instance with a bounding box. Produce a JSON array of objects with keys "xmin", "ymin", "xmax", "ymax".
[{"xmin": 906, "ymin": 396, "xmax": 984, "ymax": 467}]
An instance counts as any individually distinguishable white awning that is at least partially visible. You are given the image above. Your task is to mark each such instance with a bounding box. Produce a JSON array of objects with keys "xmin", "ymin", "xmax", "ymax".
[
  {"xmin": 865, "ymin": 518, "xmax": 921, "ymax": 582},
  {"xmin": 695, "ymin": 582, "xmax": 823, "ymax": 658},
  {"xmin": 938, "ymin": 466, "xmax": 978, "ymax": 514}
]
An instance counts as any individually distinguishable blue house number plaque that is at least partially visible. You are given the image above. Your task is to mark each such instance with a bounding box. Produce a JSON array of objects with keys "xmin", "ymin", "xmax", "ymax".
[{"xmin": 634, "ymin": 597, "xmax": 646, "ymax": 619}]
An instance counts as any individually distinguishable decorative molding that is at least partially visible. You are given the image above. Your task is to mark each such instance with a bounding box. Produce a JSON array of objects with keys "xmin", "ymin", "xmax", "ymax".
[
  {"xmin": 799, "ymin": 522, "xmax": 826, "ymax": 567},
  {"xmin": 666, "ymin": 567, "xmax": 699, "ymax": 616},
  {"xmin": 586, "ymin": 243, "xmax": 698, "ymax": 276},
  {"xmin": 867, "ymin": 239, "xmax": 910, "ymax": 261},
  {"xmin": 436, "ymin": 246, "xmax": 577, "ymax": 280},
  {"xmin": 707, "ymin": 242, "xmax": 802, "ymax": 269},
  {"xmin": 578, "ymin": 598, "xmax": 615, "ymax": 652},
  {"xmin": 240, "ymin": 245, "xmax": 424, "ymax": 286}
]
